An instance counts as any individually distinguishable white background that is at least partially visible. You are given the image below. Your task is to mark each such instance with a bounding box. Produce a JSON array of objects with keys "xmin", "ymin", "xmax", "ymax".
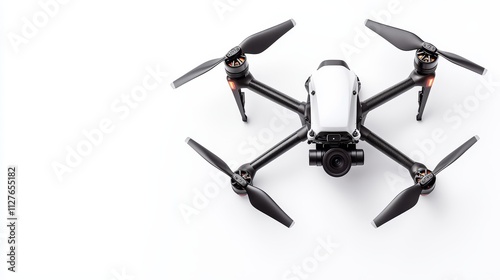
[{"xmin": 1, "ymin": 0, "xmax": 500, "ymax": 279}]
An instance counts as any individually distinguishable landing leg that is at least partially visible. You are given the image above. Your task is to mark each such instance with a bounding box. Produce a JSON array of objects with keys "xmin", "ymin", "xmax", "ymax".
[
  {"xmin": 416, "ymin": 74, "xmax": 435, "ymax": 121},
  {"xmin": 231, "ymin": 87, "xmax": 247, "ymax": 122}
]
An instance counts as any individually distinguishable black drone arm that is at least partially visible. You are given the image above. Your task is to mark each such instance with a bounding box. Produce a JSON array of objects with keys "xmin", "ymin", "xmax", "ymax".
[
  {"xmin": 361, "ymin": 76, "xmax": 416, "ymax": 114},
  {"xmin": 227, "ymin": 72, "xmax": 307, "ymax": 124},
  {"xmin": 360, "ymin": 125, "xmax": 415, "ymax": 171},
  {"xmin": 236, "ymin": 125, "xmax": 309, "ymax": 183},
  {"xmin": 250, "ymin": 125, "xmax": 308, "ymax": 171},
  {"xmin": 358, "ymin": 69, "xmax": 436, "ymax": 177},
  {"xmin": 226, "ymin": 125, "xmax": 309, "ymax": 210},
  {"xmin": 361, "ymin": 69, "xmax": 434, "ymax": 122},
  {"xmin": 248, "ymin": 78, "xmax": 306, "ymax": 116}
]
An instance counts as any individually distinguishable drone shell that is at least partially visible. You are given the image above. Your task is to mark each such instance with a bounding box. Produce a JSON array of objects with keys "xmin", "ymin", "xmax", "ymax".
[{"xmin": 307, "ymin": 61, "xmax": 359, "ymax": 142}]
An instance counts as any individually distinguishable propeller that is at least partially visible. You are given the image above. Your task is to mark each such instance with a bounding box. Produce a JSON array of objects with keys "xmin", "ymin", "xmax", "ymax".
[
  {"xmin": 171, "ymin": 19, "xmax": 296, "ymax": 89},
  {"xmin": 365, "ymin": 19, "xmax": 487, "ymax": 75},
  {"xmin": 372, "ymin": 135, "xmax": 479, "ymax": 228},
  {"xmin": 185, "ymin": 137, "xmax": 294, "ymax": 227}
]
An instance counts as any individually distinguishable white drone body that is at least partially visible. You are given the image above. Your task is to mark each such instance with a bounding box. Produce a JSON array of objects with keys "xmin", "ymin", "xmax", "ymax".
[{"xmin": 307, "ymin": 61, "xmax": 360, "ymax": 143}]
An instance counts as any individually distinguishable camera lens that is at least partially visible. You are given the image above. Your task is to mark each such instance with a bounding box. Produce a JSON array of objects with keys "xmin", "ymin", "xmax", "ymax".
[
  {"xmin": 332, "ymin": 155, "xmax": 344, "ymax": 168},
  {"xmin": 322, "ymin": 148, "xmax": 352, "ymax": 177}
]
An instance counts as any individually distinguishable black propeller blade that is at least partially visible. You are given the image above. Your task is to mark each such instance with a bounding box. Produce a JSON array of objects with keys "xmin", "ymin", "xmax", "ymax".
[
  {"xmin": 433, "ymin": 135, "xmax": 479, "ymax": 175},
  {"xmin": 372, "ymin": 183, "xmax": 422, "ymax": 228},
  {"xmin": 239, "ymin": 19, "xmax": 295, "ymax": 55},
  {"xmin": 246, "ymin": 184, "xmax": 294, "ymax": 228},
  {"xmin": 170, "ymin": 58, "xmax": 225, "ymax": 90},
  {"xmin": 372, "ymin": 136, "xmax": 479, "ymax": 228},
  {"xmin": 171, "ymin": 19, "xmax": 296, "ymax": 89},
  {"xmin": 185, "ymin": 137, "xmax": 294, "ymax": 227},
  {"xmin": 365, "ymin": 19, "xmax": 423, "ymax": 51},
  {"xmin": 365, "ymin": 20, "xmax": 487, "ymax": 75}
]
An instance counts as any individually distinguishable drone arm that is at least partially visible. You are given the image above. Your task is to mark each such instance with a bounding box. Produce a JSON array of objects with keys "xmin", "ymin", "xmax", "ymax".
[
  {"xmin": 361, "ymin": 76, "xmax": 416, "ymax": 115},
  {"xmin": 360, "ymin": 125, "xmax": 415, "ymax": 171},
  {"xmin": 250, "ymin": 125, "xmax": 308, "ymax": 171},
  {"xmin": 246, "ymin": 78, "xmax": 307, "ymax": 123},
  {"xmin": 361, "ymin": 70, "xmax": 433, "ymax": 122},
  {"xmin": 227, "ymin": 73, "xmax": 307, "ymax": 124}
]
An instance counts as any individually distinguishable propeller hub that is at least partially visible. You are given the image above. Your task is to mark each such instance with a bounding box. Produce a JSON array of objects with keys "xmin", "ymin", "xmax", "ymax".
[
  {"xmin": 231, "ymin": 171, "xmax": 251, "ymax": 194},
  {"xmin": 232, "ymin": 173, "xmax": 248, "ymax": 186},
  {"xmin": 417, "ymin": 171, "xmax": 436, "ymax": 194},
  {"xmin": 225, "ymin": 47, "xmax": 249, "ymax": 77},
  {"xmin": 422, "ymin": 42, "xmax": 437, "ymax": 53},
  {"xmin": 419, "ymin": 173, "xmax": 434, "ymax": 186},
  {"xmin": 226, "ymin": 46, "xmax": 243, "ymax": 60}
]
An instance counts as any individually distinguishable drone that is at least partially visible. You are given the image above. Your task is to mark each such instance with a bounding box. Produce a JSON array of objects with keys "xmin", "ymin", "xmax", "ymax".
[{"xmin": 172, "ymin": 19, "xmax": 485, "ymax": 228}]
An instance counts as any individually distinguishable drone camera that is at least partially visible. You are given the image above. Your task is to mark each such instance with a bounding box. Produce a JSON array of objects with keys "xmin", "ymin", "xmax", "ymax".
[{"xmin": 309, "ymin": 146, "xmax": 364, "ymax": 177}]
